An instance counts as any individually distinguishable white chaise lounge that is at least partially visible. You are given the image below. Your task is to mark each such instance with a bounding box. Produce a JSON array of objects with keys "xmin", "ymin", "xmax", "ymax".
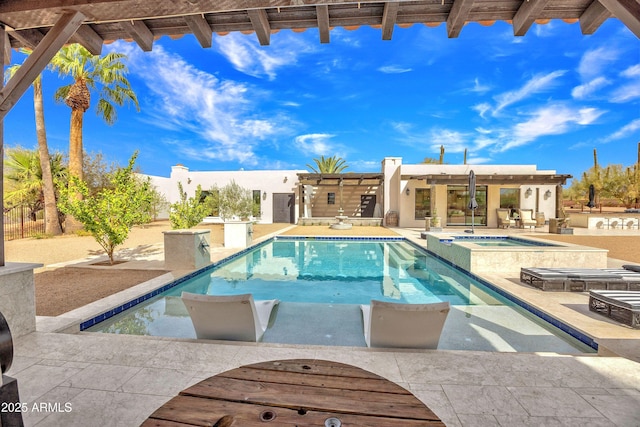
[
  {"xmin": 181, "ymin": 292, "xmax": 279, "ymax": 342},
  {"xmin": 360, "ymin": 300, "xmax": 450, "ymax": 349}
]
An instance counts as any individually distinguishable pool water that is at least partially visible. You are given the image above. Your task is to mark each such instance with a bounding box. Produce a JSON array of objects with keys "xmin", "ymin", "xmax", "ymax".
[
  {"xmin": 88, "ymin": 238, "xmax": 594, "ymax": 353},
  {"xmin": 454, "ymin": 236, "xmax": 558, "ymax": 247}
]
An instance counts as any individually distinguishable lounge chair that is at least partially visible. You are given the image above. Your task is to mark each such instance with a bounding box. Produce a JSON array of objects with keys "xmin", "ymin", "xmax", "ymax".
[
  {"xmin": 360, "ymin": 300, "xmax": 450, "ymax": 349},
  {"xmin": 518, "ymin": 209, "xmax": 536, "ymax": 229},
  {"xmin": 520, "ymin": 267, "xmax": 640, "ymax": 292},
  {"xmin": 589, "ymin": 290, "xmax": 640, "ymax": 328},
  {"xmin": 496, "ymin": 208, "xmax": 515, "ymax": 229},
  {"xmin": 181, "ymin": 292, "xmax": 279, "ymax": 342}
]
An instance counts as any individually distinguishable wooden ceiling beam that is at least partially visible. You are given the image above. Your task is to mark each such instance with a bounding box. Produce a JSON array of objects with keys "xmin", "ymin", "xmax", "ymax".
[
  {"xmin": 6, "ymin": 28, "xmax": 43, "ymax": 49},
  {"xmin": 184, "ymin": 14, "xmax": 212, "ymax": 48},
  {"xmin": 0, "ymin": 11, "xmax": 85, "ymax": 118},
  {"xmin": 580, "ymin": 1, "xmax": 612, "ymax": 34},
  {"xmin": 381, "ymin": 2, "xmax": 400, "ymax": 40},
  {"xmin": 71, "ymin": 24, "xmax": 103, "ymax": 55},
  {"xmin": 512, "ymin": 0, "xmax": 552, "ymax": 36},
  {"xmin": 121, "ymin": 19, "xmax": 153, "ymax": 51},
  {"xmin": 316, "ymin": 5, "xmax": 330, "ymax": 43},
  {"xmin": 447, "ymin": 0, "xmax": 475, "ymax": 38},
  {"xmin": 598, "ymin": 0, "xmax": 640, "ymax": 38},
  {"xmin": 3, "ymin": 31, "xmax": 11, "ymax": 64},
  {"xmin": 247, "ymin": 9, "xmax": 271, "ymax": 46}
]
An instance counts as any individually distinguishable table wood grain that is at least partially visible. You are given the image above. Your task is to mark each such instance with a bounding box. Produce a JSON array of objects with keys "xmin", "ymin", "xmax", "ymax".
[{"xmin": 143, "ymin": 359, "xmax": 445, "ymax": 426}]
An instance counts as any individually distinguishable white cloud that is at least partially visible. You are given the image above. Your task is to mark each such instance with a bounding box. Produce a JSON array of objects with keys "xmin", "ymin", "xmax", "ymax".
[
  {"xmin": 571, "ymin": 76, "xmax": 611, "ymax": 99},
  {"xmin": 294, "ymin": 133, "xmax": 338, "ymax": 156},
  {"xmin": 493, "ymin": 70, "xmax": 567, "ymax": 115},
  {"xmin": 472, "ymin": 103, "xmax": 491, "ymax": 119},
  {"xmin": 214, "ymin": 32, "xmax": 313, "ymax": 80},
  {"xmin": 621, "ymin": 64, "xmax": 640, "ymax": 78},
  {"xmin": 603, "ymin": 118, "xmax": 640, "ymax": 142},
  {"xmin": 378, "ymin": 65, "xmax": 412, "ymax": 74},
  {"xmin": 577, "ymin": 47, "xmax": 620, "ymax": 79},
  {"xmin": 470, "ymin": 78, "xmax": 490, "ymax": 94},
  {"xmin": 112, "ymin": 42, "xmax": 288, "ymax": 165},
  {"xmin": 500, "ymin": 104, "xmax": 604, "ymax": 151}
]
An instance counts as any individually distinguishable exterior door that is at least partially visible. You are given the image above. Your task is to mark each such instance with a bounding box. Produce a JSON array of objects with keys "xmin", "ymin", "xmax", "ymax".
[
  {"xmin": 361, "ymin": 195, "xmax": 376, "ymax": 217},
  {"xmin": 273, "ymin": 193, "xmax": 295, "ymax": 223}
]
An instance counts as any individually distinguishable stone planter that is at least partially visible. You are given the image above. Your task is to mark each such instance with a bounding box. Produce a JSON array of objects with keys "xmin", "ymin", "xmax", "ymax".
[
  {"xmin": 224, "ymin": 221, "xmax": 254, "ymax": 248},
  {"xmin": 164, "ymin": 229, "xmax": 211, "ymax": 270}
]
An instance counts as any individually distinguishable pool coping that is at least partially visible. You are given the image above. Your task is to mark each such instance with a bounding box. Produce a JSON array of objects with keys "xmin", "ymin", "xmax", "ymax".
[{"xmin": 47, "ymin": 235, "xmax": 598, "ymax": 351}]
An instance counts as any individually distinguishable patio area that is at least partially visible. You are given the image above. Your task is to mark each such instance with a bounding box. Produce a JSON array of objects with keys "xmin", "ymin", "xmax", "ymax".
[{"xmin": 5, "ymin": 223, "xmax": 640, "ymax": 426}]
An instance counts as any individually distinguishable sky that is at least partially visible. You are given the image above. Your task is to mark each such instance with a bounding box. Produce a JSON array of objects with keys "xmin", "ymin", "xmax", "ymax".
[{"xmin": 4, "ymin": 17, "xmax": 640, "ymax": 184}]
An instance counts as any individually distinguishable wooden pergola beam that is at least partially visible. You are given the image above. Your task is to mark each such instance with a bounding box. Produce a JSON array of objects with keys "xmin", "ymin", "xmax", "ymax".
[
  {"xmin": 184, "ymin": 14, "xmax": 212, "ymax": 48},
  {"xmin": 447, "ymin": 0, "xmax": 475, "ymax": 38},
  {"xmin": 599, "ymin": 0, "xmax": 640, "ymax": 38},
  {"xmin": 316, "ymin": 5, "xmax": 330, "ymax": 43},
  {"xmin": 71, "ymin": 24, "xmax": 103, "ymax": 55},
  {"xmin": 121, "ymin": 19, "xmax": 153, "ymax": 51},
  {"xmin": 2, "ymin": 31, "xmax": 10, "ymax": 64},
  {"xmin": 247, "ymin": 9, "xmax": 271, "ymax": 46},
  {"xmin": 381, "ymin": 2, "xmax": 400, "ymax": 40},
  {"xmin": 0, "ymin": 11, "xmax": 85, "ymax": 118},
  {"xmin": 6, "ymin": 28, "xmax": 43, "ymax": 49},
  {"xmin": 580, "ymin": 1, "xmax": 612, "ymax": 34},
  {"xmin": 512, "ymin": 0, "xmax": 552, "ymax": 36}
]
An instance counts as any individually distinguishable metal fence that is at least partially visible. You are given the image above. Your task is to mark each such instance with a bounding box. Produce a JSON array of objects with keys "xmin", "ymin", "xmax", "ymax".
[{"xmin": 3, "ymin": 206, "xmax": 45, "ymax": 240}]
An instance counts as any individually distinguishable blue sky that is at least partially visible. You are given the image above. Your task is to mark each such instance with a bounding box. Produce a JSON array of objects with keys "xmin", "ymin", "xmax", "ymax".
[{"xmin": 4, "ymin": 18, "xmax": 639, "ymax": 183}]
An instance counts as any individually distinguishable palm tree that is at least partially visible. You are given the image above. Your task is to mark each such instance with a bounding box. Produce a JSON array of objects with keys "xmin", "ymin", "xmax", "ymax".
[
  {"xmin": 50, "ymin": 44, "xmax": 139, "ymax": 230},
  {"xmin": 4, "ymin": 148, "xmax": 66, "ymax": 223},
  {"xmin": 6, "ymin": 53, "xmax": 63, "ymax": 235},
  {"xmin": 306, "ymin": 155, "xmax": 349, "ymax": 173}
]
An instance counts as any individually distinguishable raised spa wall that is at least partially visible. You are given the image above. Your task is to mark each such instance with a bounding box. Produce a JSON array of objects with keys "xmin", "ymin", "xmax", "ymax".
[{"xmin": 424, "ymin": 234, "xmax": 608, "ymax": 275}]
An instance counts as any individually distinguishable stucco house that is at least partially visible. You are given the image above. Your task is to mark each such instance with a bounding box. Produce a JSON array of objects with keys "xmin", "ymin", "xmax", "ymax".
[{"xmin": 142, "ymin": 157, "xmax": 571, "ymax": 228}]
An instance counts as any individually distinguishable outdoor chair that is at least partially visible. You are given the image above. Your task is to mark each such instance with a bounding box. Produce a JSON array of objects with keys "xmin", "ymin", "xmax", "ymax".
[
  {"xmin": 496, "ymin": 209, "xmax": 515, "ymax": 229},
  {"xmin": 181, "ymin": 292, "xmax": 279, "ymax": 342},
  {"xmin": 518, "ymin": 209, "xmax": 536, "ymax": 229},
  {"xmin": 360, "ymin": 300, "xmax": 450, "ymax": 349}
]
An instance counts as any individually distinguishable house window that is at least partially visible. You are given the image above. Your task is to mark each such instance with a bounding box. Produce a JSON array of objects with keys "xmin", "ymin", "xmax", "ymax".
[
  {"xmin": 252, "ymin": 190, "xmax": 261, "ymax": 218},
  {"xmin": 414, "ymin": 188, "xmax": 431, "ymax": 219},
  {"xmin": 327, "ymin": 192, "xmax": 336, "ymax": 204},
  {"xmin": 500, "ymin": 188, "xmax": 519, "ymax": 210}
]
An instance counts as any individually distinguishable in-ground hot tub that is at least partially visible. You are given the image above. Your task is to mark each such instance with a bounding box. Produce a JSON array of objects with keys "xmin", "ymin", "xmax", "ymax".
[{"xmin": 424, "ymin": 233, "xmax": 608, "ymax": 275}]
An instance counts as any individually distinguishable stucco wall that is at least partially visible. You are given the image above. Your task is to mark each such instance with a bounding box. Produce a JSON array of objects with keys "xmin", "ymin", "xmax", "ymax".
[{"xmin": 140, "ymin": 166, "xmax": 305, "ymax": 223}]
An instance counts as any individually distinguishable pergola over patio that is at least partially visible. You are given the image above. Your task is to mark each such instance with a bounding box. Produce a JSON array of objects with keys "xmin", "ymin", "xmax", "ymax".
[{"xmin": 402, "ymin": 173, "xmax": 572, "ymax": 186}]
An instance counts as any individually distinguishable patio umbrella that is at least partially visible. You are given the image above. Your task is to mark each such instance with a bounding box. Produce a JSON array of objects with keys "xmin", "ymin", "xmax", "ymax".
[
  {"xmin": 468, "ymin": 170, "xmax": 478, "ymax": 233},
  {"xmin": 586, "ymin": 184, "xmax": 595, "ymax": 211}
]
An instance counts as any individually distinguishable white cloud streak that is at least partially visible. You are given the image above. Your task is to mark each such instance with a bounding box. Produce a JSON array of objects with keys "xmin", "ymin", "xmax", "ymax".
[
  {"xmin": 603, "ymin": 118, "xmax": 640, "ymax": 142},
  {"xmin": 492, "ymin": 70, "xmax": 567, "ymax": 115},
  {"xmin": 294, "ymin": 133, "xmax": 340, "ymax": 156},
  {"xmin": 111, "ymin": 42, "xmax": 288, "ymax": 165},
  {"xmin": 378, "ymin": 65, "xmax": 412, "ymax": 74},
  {"xmin": 214, "ymin": 32, "xmax": 313, "ymax": 80},
  {"xmin": 500, "ymin": 104, "xmax": 604, "ymax": 151},
  {"xmin": 571, "ymin": 76, "xmax": 611, "ymax": 99}
]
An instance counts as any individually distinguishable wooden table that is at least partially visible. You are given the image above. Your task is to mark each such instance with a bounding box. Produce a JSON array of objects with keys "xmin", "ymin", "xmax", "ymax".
[{"xmin": 143, "ymin": 359, "xmax": 445, "ymax": 426}]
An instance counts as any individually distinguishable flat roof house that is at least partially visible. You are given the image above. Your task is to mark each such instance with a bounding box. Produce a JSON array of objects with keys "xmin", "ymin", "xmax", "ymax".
[{"xmin": 143, "ymin": 157, "xmax": 571, "ymax": 228}]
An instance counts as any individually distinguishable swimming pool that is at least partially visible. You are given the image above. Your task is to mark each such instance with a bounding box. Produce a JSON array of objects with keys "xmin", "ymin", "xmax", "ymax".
[{"xmin": 86, "ymin": 237, "xmax": 595, "ymax": 352}]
